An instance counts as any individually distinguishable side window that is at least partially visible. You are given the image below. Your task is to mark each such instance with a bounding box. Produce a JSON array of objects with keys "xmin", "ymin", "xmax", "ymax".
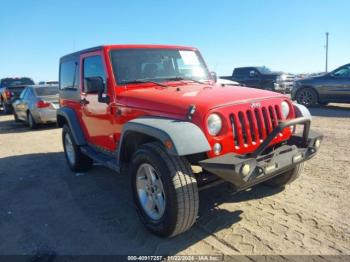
[
  {"xmin": 333, "ymin": 66, "xmax": 350, "ymax": 78},
  {"xmin": 233, "ymin": 68, "xmax": 245, "ymax": 76},
  {"xmin": 60, "ymin": 60, "xmax": 79, "ymax": 90},
  {"xmin": 27, "ymin": 89, "xmax": 35, "ymax": 99},
  {"xmin": 19, "ymin": 88, "xmax": 28, "ymax": 99},
  {"xmin": 241, "ymin": 68, "xmax": 251, "ymax": 76},
  {"xmin": 249, "ymin": 69, "xmax": 259, "ymax": 77},
  {"xmin": 83, "ymin": 55, "xmax": 106, "ymax": 92}
]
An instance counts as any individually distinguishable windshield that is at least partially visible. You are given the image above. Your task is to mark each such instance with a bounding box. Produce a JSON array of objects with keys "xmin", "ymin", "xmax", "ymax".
[
  {"xmin": 0, "ymin": 78, "xmax": 34, "ymax": 87},
  {"xmin": 33, "ymin": 86, "xmax": 59, "ymax": 96},
  {"xmin": 110, "ymin": 48, "xmax": 210, "ymax": 85},
  {"xmin": 257, "ymin": 66, "xmax": 272, "ymax": 74}
]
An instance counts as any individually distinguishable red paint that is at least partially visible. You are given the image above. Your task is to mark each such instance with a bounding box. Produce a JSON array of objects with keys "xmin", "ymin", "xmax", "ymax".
[
  {"xmin": 37, "ymin": 100, "xmax": 50, "ymax": 108},
  {"xmin": 60, "ymin": 45, "xmax": 294, "ymax": 157}
]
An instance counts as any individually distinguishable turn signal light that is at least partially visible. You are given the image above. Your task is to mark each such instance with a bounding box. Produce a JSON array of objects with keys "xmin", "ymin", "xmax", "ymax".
[
  {"xmin": 37, "ymin": 100, "xmax": 51, "ymax": 108},
  {"xmin": 5, "ymin": 90, "xmax": 11, "ymax": 98}
]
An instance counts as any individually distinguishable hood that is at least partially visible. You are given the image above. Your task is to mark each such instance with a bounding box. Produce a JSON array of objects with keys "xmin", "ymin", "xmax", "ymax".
[{"xmin": 119, "ymin": 83, "xmax": 286, "ymax": 116}]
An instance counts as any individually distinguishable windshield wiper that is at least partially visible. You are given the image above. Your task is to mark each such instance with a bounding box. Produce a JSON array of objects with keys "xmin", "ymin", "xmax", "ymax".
[
  {"xmin": 163, "ymin": 76, "xmax": 205, "ymax": 84},
  {"xmin": 121, "ymin": 79, "xmax": 167, "ymax": 87}
]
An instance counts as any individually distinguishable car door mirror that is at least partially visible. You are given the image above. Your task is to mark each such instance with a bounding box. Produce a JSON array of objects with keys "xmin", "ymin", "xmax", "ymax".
[
  {"xmin": 249, "ymin": 70, "xmax": 257, "ymax": 77},
  {"xmin": 84, "ymin": 76, "xmax": 109, "ymax": 104},
  {"xmin": 85, "ymin": 76, "xmax": 103, "ymax": 93}
]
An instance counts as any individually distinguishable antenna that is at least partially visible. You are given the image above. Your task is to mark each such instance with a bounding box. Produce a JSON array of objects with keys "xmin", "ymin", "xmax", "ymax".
[{"xmin": 325, "ymin": 32, "xmax": 329, "ymax": 72}]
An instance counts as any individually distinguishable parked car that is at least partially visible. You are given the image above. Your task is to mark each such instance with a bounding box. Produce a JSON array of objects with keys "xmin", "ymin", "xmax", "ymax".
[
  {"xmin": 57, "ymin": 44, "xmax": 322, "ymax": 237},
  {"xmin": 12, "ymin": 85, "xmax": 59, "ymax": 128},
  {"xmin": 38, "ymin": 80, "xmax": 59, "ymax": 85},
  {"xmin": 291, "ymin": 63, "xmax": 350, "ymax": 107},
  {"xmin": 221, "ymin": 66, "xmax": 293, "ymax": 92},
  {"xmin": 216, "ymin": 78, "xmax": 240, "ymax": 86},
  {"xmin": 277, "ymin": 72, "xmax": 296, "ymax": 93},
  {"xmin": 0, "ymin": 77, "xmax": 35, "ymax": 113}
]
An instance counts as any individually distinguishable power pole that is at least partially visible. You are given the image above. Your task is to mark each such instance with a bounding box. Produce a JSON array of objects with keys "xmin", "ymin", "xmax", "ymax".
[{"xmin": 325, "ymin": 32, "xmax": 329, "ymax": 72}]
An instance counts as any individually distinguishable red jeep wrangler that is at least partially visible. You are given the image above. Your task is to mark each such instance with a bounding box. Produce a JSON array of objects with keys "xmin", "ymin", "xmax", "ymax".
[{"xmin": 57, "ymin": 45, "xmax": 322, "ymax": 237}]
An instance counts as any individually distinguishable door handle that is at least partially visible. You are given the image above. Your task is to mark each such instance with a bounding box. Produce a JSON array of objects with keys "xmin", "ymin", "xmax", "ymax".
[{"xmin": 80, "ymin": 98, "xmax": 89, "ymax": 105}]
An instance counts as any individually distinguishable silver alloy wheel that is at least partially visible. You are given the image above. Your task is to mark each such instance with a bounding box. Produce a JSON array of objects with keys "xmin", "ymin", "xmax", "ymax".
[
  {"xmin": 298, "ymin": 89, "xmax": 314, "ymax": 106},
  {"xmin": 64, "ymin": 133, "xmax": 75, "ymax": 165},
  {"xmin": 136, "ymin": 163, "xmax": 166, "ymax": 220}
]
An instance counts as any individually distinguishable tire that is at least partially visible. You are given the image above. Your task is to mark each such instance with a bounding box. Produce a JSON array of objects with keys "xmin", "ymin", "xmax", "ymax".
[
  {"xmin": 3, "ymin": 103, "xmax": 13, "ymax": 114},
  {"xmin": 13, "ymin": 112, "xmax": 20, "ymax": 122},
  {"xmin": 27, "ymin": 112, "xmax": 37, "ymax": 129},
  {"xmin": 264, "ymin": 163, "xmax": 304, "ymax": 188},
  {"xmin": 62, "ymin": 125, "xmax": 93, "ymax": 172},
  {"xmin": 296, "ymin": 88, "xmax": 317, "ymax": 107},
  {"xmin": 130, "ymin": 142, "xmax": 199, "ymax": 237}
]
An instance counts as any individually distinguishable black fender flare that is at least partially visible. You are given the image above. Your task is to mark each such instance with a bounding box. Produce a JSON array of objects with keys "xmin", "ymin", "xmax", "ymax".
[
  {"xmin": 117, "ymin": 117, "xmax": 211, "ymax": 164},
  {"xmin": 56, "ymin": 107, "xmax": 86, "ymax": 145}
]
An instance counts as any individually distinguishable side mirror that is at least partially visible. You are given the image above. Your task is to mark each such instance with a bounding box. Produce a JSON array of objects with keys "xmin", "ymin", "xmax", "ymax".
[
  {"xmin": 249, "ymin": 70, "xmax": 257, "ymax": 77},
  {"xmin": 84, "ymin": 76, "xmax": 109, "ymax": 104},
  {"xmin": 210, "ymin": 71, "xmax": 217, "ymax": 83}
]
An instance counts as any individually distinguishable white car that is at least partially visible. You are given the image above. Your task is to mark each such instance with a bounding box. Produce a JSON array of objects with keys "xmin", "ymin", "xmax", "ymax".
[
  {"xmin": 217, "ymin": 78, "xmax": 240, "ymax": 86},
  {"xmin": 38, "ymin": 80, "xmax": 59, "ymax": 85}
]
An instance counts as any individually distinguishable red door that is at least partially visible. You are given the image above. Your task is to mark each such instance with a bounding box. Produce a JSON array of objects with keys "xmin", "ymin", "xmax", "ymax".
[{"xmin": 79, "ymin": 51, "xmax": 116, "ymax": 151}]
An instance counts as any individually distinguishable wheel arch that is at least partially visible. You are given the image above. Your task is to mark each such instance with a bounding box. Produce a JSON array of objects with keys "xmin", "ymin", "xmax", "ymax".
[
  {"xmin": 296, "ymin": 86, "xmax": 320, "ymax": 101},
  {"xmin": 56, "ymin": 107, "xmax": 87, "ymax": 145},
  {"xmin": 117, "ymin": 117, "xmax": 211, "ymax": 166}
]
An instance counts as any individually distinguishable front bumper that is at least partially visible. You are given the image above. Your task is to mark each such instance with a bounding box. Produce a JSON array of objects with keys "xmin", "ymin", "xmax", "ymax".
[
  {"xmin": 199, "ymin": 117, "xmax": 323, "ymax": 190},
  {"xmin": 274, "ymin": 82, "xmax": 293, "ymax": 93}
]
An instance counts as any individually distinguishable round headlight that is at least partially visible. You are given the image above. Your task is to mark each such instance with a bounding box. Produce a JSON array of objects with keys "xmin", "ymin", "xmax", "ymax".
[
  {"xmin": 281, "ymin": 101, "xmax": 290, "ymax": 118},
  {"xmin": 207, "ymin": 113, "xmax": 222, "ymax": 136}
]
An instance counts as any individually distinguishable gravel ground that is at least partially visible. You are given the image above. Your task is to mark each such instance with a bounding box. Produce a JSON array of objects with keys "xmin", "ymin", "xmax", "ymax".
[{"xmin": 0, "ymin": 104, "xmax": 349, "ymax": 258}]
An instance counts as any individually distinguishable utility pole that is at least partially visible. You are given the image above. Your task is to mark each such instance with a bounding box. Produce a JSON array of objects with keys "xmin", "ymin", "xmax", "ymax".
[{"xmin": 325, "ymin": 32, "xmax": 329, "ymax": 72}]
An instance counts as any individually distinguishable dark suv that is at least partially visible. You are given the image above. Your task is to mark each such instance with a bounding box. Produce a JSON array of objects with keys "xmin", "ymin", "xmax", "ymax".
[
  {"xmin": 292, "ymin": 63, "xmax": 350, "ymax": 107},
  {"xmin": 221, "ymin": 66, "xmax": 284, "ymax": 91},
  {"xmin": 0, "ymin": 77, "xmax": 35, "ymax": 113}
]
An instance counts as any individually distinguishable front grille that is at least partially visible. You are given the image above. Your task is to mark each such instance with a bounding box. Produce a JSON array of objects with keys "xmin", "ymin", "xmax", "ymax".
[{"xmin": 230, "ymin": 105, "xmax": 282, "ymax": 148}]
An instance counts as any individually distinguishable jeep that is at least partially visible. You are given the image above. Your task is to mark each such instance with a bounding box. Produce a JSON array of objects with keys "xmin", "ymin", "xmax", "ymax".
[{"xmin": 57, "ymin": 45, "xmax": 322, "ymax": 237}]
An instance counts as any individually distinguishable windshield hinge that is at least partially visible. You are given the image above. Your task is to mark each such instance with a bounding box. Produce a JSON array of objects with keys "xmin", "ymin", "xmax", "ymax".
[{"xmin": 187, "ymin": 104, "xmax": 196, "ymax": 120}]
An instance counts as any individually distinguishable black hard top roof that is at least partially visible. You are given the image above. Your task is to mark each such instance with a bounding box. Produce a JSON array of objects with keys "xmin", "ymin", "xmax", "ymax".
[{"xmin": 60, "ymin": 46, "xmax": 103, "ymax": 61}]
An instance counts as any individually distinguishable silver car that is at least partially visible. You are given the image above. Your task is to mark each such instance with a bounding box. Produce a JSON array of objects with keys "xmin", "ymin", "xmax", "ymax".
[{"xmin": 12, "ymin": 85, "xmax": 59, "ymax": 129}]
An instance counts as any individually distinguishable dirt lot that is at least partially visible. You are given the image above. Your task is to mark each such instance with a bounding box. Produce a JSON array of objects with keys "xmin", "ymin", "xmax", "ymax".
[{"xmin": 0, "ymin": 104, "xmax": 349, "ymax": 257}]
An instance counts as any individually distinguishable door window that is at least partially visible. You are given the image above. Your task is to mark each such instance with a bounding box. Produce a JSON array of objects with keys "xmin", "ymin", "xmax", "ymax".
[
  {"xmin": 60, "ymin": 60, "xmax": 79, "ymax": 90},
  {"xmin": 19, "ymin": 88, "xmax": 28, "ymax": 99},
  {"xmin": 333, "ymin": 65, "xmax": 350, "ymax": 78},
  {"xmin": 83, "ymin": 55, "xmax": 106, "ymax": 92}
]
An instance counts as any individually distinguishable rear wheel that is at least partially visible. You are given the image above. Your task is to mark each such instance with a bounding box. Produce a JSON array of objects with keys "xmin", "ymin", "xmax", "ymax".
[
  {"xmin": 13, "ymin": 111, "xmax": 20, "ymax": 122},
  {"xmin": 130, "ymin": 142, "xmax": 199, "ymax": 237},
  {"xmin": 62, "ymin": 125, "xmax": 93, "ymax": 172},
  {"xmin": 264, "ymin": 163, "xmax": 304, "ymax": 188},
  {"xmin": 3, "ymin": 104, "xmax": 13, "ymax": 114},
  {"xmin": 27, "ymin": 112, "xmax": 37, "ymax": 129},
  {"xmin": 296, "ymin": 88, "xmax": 317, "ymax": 107}
]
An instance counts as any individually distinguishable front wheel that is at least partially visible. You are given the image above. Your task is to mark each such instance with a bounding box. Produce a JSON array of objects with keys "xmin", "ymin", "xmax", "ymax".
[
  {"xmin": 62, "ymin": 125, "xmax": 93, "ymax": 172},
  {"xmin": 264, "ymin": 163, "xmax": 304, "ymax": 188},
  {"xmin": 296, "ymin": 88, "xmax": 317, "ymax": 107},
  {"xmin": 130, "ymin": 142, "xmax": 199, "ymax": 237}
]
